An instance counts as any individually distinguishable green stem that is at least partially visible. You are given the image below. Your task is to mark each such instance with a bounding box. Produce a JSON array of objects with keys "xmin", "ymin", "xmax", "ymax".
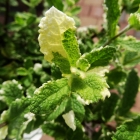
[{"xmin": 102, "ymin": 25, "xmax": 132, "ymax": 47}]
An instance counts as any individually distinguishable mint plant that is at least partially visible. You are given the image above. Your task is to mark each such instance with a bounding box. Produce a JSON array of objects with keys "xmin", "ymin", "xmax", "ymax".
[{"xmin": 0, "ymin": 0, "xmax": 140, "ymax": 140}]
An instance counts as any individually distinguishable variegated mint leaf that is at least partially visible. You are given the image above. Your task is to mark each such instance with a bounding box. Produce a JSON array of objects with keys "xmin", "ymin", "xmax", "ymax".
[
  {"xmin": 62, "ymin": 94, "xmax": 85, "ymax": 131},
  {"xmin": 119, "ymin": 70, "xmax": 139, "ymax": 116},
  {"xmin": 62, "ymin": 29, "xmax": 81, "ymax": 66},
  {"xmin": 30, "ymin": 78, "xmax": 70, "ymax": 119},
  {"xmin": 62, "ymin": 110, "xmax": 76, "ymax": 131},
  {"xmin": 71, "ymin": 72, "xmax": 110, "ymax": 104},
  {"xmin": 38, "ymin": 6, "xmax": 81, "ymax": 71},
  {"xmin": 77, "ymin": 46, "xmax": 116, "ymax": 71},
  {"xmin": 0, "ymin": 80, "xmax": 23, "ymax": 105},
  {"xmin": 112, "ymin": 116, "xmax": 140, "ymax": 140},
  {"xmin": 118, "ymin": 36, "xmax": 140, "ymax": 52},
  {"xmin": 0, "ymin": 98, "xmax": 31, "ymax": 140}
]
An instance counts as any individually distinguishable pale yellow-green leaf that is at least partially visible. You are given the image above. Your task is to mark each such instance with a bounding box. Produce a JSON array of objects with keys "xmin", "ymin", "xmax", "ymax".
[
  {"xmin": 62, "ymin": 110, "xmax": 76, "ymax": 131},
  {"xmin": 38, "ymin": 6, "xmax": 76, "ymax": 62}
]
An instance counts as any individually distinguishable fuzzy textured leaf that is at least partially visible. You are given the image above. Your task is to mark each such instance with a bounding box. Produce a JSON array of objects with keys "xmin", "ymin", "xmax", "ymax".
[
  {"xmin": 7, "ymin": 98, "xmax": 31, "ymax": 139},
  {"xmin": 38, "ymin": 6, "xmax": 76, "ymax": 63},
  {"xmin": 112, "ymin": 116, "xmax": 140, "ymax": 140},
  {"xmin": 104, "ymin": 0, "xmax": 121, "ymax": 37},
  {"xmin": 0, "ymin": 80, "xmax": 23, "ymax": 105},
  {"xmin": 62, "ymin": 94, "xmax": 85, "ymax": 131},
  {"xmin": 62, "ymin": 29, "xmax": 81, "ymax": 66},
  {"xmin": 102, "ymin": 93, "xmax": 119, "ymax": 121},
  {"xmin": 65, "ymin": 94, "xmax": 85, "ymax": 122},
  {"xmin": 42, "ymin": 122, "xmax": 66, "ymax": 140},
  {"xmin": 71, "ymin": 73, "xmax": 110, "ymax": 103},
  {"xmin": 119, "ymin": 36, "xmax": 140, "ymax": 52},
  {"xmin": 119, "ymin": 70, "xmax": 139, "ymax": 115},
  {"xmin": 77, "ymin": 46, "xmax": 116, "ymax": 71},
  {"xmin": 30, "ymin": 78, "xmax": 69, "ymax": 118},
  {"xmin": 52, "ymin": 52, "xmax": 71, "ymax": 74}
]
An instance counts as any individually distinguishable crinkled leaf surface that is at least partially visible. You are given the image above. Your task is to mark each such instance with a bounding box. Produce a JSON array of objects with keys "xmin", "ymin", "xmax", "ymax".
[
  {"xmin": 77, "ymin": 46, "xmax": 116, "ymax": 71},
  {"xmin": 106, "ymin": 68, "xmax": 126, "ymax": 88},
  {"xmin": 128, "ymin": 7, "xmax": 140, "ymax": 30},
  {"xmin": 104, "ymin": 0, "xmax": 121, "ymax": 38},
  {"xmin": 119, "ymin": 70, "xmax": 139, "ymax": 116},
  {"xmin": 118, "ymin": 36, "xmax": 140, "ymax": 66},
  {"xmin": 42, "ymin": 121, "xmax": 88, "ymax": 140},
  {"xmin": 47, "ymin": 98, "xmax": 68, "ymax": 121},
  {"xmin": 0, "ymin": 80, "xmax": 23, "ymax": 105},
  {"xmin": 42, "ymin": 122, "xmax": 66, "ymax": 140},
  {"xmin": 102, "ymin": 93, "xmax": 119, "ymax": 121},
  {"xmin": 62, "ymin": 93, "xmax": 86, "ymax": 130},
  {"xmin": 65, "ymin": 94, "xmax": 85, "ymax": 123},
  {"xmin": 52, "ymin": 52, "xmax": 71, "ymax": 74},
  {"xmin": 30, "ymin": 78, "xmax": 70, "ymax": 118},
  {"xmin": 119, "ymin": 36, "xmax": 140, "ymax": 52},
  {"xmin": 112, "ymin": 116, "xmax": 140, "ymax": 140},
  {"xmin": 7, "ymin": 98, "xmax": 31, "ymax": 139},
  {"xmin": 71, "ymin": 73, "xmax": 109, "ymax": 103},
  {"xmin": 62, "ymin": 29, "xmax": 81, "ymax": 66},
  {"xmin": 38, "ymin": 6, "xmax": 76, "ymax": 62}
]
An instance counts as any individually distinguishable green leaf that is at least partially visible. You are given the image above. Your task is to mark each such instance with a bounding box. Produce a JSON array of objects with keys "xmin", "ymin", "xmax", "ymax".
[
  {"xmin": 47, "ymin": 98, "xmax": 68, "ymax": 121},
  {"xmin": 7, "ymin": 98, "xmax": 31, "ymax": 139},
  {"xmin": 84, "ymin": 106, "xmax": 98, "ymax": 121},
  {"xmin": 71, "ymin": 73, "xmax": 109, "ymax": 103},
  {"xmin": 77, "ymin": 46, "xmax": 116, "ymax": 70},
  {"xmin": 119, "ymin": 36, "xmax": 140, "ymax": 52},
  {"xmin": 0, "ymin": 125, "xmax": 8, "ymax": 140},
  {"xmin": 0, "ymin": 100, "xmax": 7, "ymax": 112},
  {"xmin": 128, "ymin": 7, "xmax": 140, "ymax": 30},
  {"xmin": 15, "ymin": 12, "xmax": 36, "ymax": 27},
  {"xmin": 30, "ymin": 78, "xmax": 69, "ymax": 117},
  {"xmin": 122, "ymin": 0, "xmax": 140, "ymax": 13},
  {"xmin": 76, "ymin": 58, "xmax": 90, "ymax": 72},
  {"xmin": 66, "ymin": 127, "xmax": 88, "ymax": 140},
  {"xmin": 16, "ymin": 67, "xmax": 28, "ymax": 76},
  {"xmin": 106, "ymin": 68, "xmax": 126, "ymax": 88},
  {"xmin": 112, "ymin": 116, "xmax": 140, "ymax": 140},
  {"xmin": 123, "ymin": 51, "xmax": 140, "ymax": 66},
  {"xmin": 21, "ymin": 0, "xmax": 42, "ymax": 7},
  {"xmin": 119, "ymin": 70, "xmax": 139, "ymax": 116},
  {"xmin": 51, "ymin": 64, "xmax": 62, "ymax": 80},
  {"xmin": 47, "ymin": 0, "xmax": 64, "ymax": 11},
  {"xmin": 62, "ymin": 29, "xmax": 81, "ymax": 67},
  {"xmin": 26, "ymin": 84, "xmax": 36, "ymax": 97},
  {"xmin": 52, "ymin": 52, "xmax": 71, "ymax": 74},
  {"xmin": 70, "ymin": 7, "xmax": 81, "ymax": 15},
  {"xmin": 30, "ymin": 0, "xmax": 42, "ymax": 7},
  {"xmin": 21, "ymin": 0, "xmax": 31, "ymax": 7},
  {"xmin": 66, "ymin": 94, "xmax": 85, "ymax": 122},
  {"xmin": 102, "ymin": 94, "xmax": 119, "ymax": 121},
  {"xmin": 0, "ymin": 80, "xmax": 23, "ymax": 105},
  {"xmin": 104, "ymin": 0, "xmax": 121, "ymax": 38},
  {"xmin": 42, "ymin": 122, "xmax": 66, "ymax": 140},
  {"xmin": 24, "ymin": 58, "xmax": 34, "ymax": 69}
]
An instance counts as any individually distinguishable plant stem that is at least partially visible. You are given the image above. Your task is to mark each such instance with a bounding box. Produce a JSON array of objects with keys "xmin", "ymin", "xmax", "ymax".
[
  {"xmin": 0, "ymin": 122, "xmax": 7, "ymax": 128},
  {"xmin": 102, "ymin": 25, "xmax": 132, "ymax": 47}
]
